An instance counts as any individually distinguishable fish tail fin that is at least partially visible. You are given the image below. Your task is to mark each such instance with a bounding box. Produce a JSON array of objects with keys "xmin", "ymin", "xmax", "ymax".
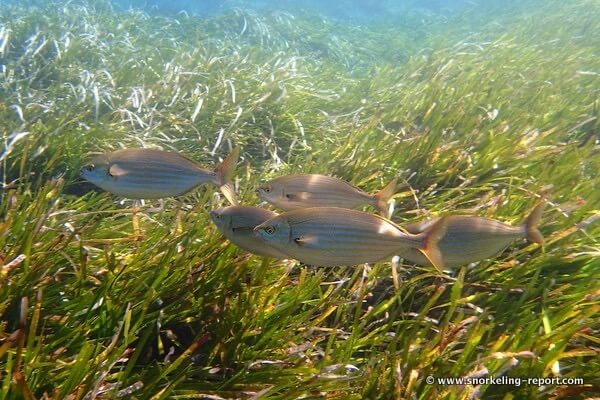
[
  {"xmin": 214, "ymin": 147, "xmax": 240, "ymax": 205},
  {"xmin": 214, "ymin": 147, "xmax": 240, "ymax": 185},
  {"xmin": 219, "ymin": 182, "xmax": 238, "ymax": 205},
  {"xmin": 414, "ymin": 217, "xmax": 448, "ymax": 272},
  {"xmin": 524, "ymin": 202, "xmax": 545, "ymax": 246},
  {"xmin": 373, "ymin": 178, "xmax": 397, "ymax": 215}
]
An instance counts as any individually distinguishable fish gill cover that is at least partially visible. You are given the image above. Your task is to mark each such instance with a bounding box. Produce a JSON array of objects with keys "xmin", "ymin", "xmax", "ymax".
[{"xmin": 0, "ymin": 0, "xmax": 599, "ymax": 399}]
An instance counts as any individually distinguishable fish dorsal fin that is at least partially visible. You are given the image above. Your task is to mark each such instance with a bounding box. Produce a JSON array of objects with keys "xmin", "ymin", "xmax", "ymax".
[{"xmin": 108, "ymin": 163, "xmax": 128, "ymax": 178}]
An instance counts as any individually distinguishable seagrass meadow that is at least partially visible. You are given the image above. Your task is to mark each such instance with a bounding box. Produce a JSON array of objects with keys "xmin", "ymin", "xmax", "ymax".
[{"xmin": 1, "ymin": 0, "xmax": 599, "ymax": 398}]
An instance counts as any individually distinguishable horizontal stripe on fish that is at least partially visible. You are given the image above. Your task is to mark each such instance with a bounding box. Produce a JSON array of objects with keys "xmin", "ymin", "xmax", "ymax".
[
  {"xmin": 397, "ymin": 203, "xmax": 545, "ymax": 268},
  {"xmin": 255, "ymin": 207, "xmax": 446, "ymax": 269},
  {"xmin": 80, "ymin": 147, "xmax": 239, "ymax": 204},
  {"xmin": 109, "ymin": 163, "xmax": 205, "ymax": 174},
  {"xmin": 103, "ymin": 167, "xmax": 204, "ymax": 180},
  {"xmin": 257, "ymin": 174, "xmax": 396, "ymax": 215},
  {"xmin": 210, "ymin": 206, "xmax": 288, "ymax": 259}
]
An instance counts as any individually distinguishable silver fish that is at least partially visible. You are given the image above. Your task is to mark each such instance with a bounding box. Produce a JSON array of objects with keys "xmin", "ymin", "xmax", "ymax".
[
  {"xmin": 396, "ymin": 203, "xmax": 545, "ymax": 267},
  {"xmin": 80, "ymin": 147, "xmax": 239, "ymax": 204},
  {"xmin": 254, "ymin": 207, "xmax": 447, "ymax": 270},
  {"xmin": 210, "ymin": 206, "xmax": 288, "ymax": 259},
  {"xmin": 257, "ymin": 174, "xmax": 397, "ymax": 215}
]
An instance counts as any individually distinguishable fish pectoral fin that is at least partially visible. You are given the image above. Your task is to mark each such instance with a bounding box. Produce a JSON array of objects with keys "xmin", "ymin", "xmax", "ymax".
[
  {"xmin": 293, "ymin": 235, "xmax": 318, "ymax": 247},
  {"xmin": 108, "ymin": 163, "xmax": 128, "ymax": 178},
  {"xmin": 286, "ymin": 192, "xmax": 313, "ymax": 201},
  {"xmin": 232, "ymin": 226, "xmax": 254, "ymax": 233}
]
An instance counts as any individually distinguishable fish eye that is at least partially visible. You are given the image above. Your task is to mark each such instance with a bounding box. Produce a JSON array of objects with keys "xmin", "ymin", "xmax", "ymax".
[
  {"xmin": 215, "ymin": 214, "xmax": 221, "ymax": 219},
  {"xmin": 84, "ymin": 164, "xmax": 95, "ymax": 172},
  {"xmin": 264, "ymin": 226, "xmax": 275, "ymax": 234},
  {"xmin": 263, "ymin": 186, "xmax": 272, "ymax": 193}
]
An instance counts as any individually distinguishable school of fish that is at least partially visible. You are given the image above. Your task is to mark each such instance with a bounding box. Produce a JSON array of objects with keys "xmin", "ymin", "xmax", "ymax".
[{"xmin": 80, "ymin": 147, "xmax": 546, "ymax": 271}]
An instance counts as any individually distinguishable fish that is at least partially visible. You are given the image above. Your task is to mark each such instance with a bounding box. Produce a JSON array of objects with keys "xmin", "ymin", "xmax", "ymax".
[
  {"xmin": 209, "ymin": 206, "xmax": 289, "ymax": 259},
  {"xmin": 254, "ymin": 207, "xmax": 447, "ymax": 270},
  {"xmin": 80, "ymin": 147, "xmax": 239, "ymax": 204},
  {"xmin": 396, "ymin": 203, "xmax": 545, "ymax": 268},
  {"xmin": 256, "ymin": 174, "xmax": 397, "ymax": 215}
]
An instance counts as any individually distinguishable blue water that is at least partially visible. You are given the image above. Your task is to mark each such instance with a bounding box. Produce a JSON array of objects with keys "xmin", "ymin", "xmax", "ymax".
[
  {"xmin": 4, "ymin": 0, "xmax": 541, "ymax": 25},
  {"xmin": 112, "ymin": 0, "xmax": 479, "ymax": 19}
]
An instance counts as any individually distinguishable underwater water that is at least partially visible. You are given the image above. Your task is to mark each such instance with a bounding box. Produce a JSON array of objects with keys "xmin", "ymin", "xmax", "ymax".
[
  {"xmin": 1, "ymin": 0, "xmax": 599, "ymax": 399},
  {"xmin": 112, "ymin": 0, "xmax": 471, "ymax": 19}
]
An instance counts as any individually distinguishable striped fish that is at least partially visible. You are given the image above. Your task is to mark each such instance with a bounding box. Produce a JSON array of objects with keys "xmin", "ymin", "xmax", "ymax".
[
  {"xmin": 257, "ymin": 174, "xmax": 397, "ymax": 215},
  {"xmin": 254, "ymin": 207, "xmax": 447, "ymax": 270},
  {"xmin": 396, "ymin": 203, "xmax": 545, "ymax": 268},
  {"xmin": 80, "ymin": 147, "xmax": 239, "ymax": 204},
  {"xmin": 210, "ymin": 206, "xmax": 288, "ymax": 259}
]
